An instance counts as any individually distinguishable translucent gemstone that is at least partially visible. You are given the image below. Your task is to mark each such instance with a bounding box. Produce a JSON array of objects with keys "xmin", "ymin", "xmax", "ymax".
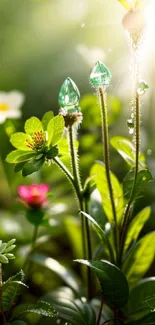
[
  {"xmin": 137, "ymin": 80, "xmax": 149, "ymax": 96},
  {"xmin": 90, "ymin": 61, "xmax": 112, "ymax": 87},
  {"xmin": 127, "ymin": 118, "xmax": 134, "ymax": 134},
  {"xmin": 58, "ymin": 77, "xmax": 80, "ymax": 112}
]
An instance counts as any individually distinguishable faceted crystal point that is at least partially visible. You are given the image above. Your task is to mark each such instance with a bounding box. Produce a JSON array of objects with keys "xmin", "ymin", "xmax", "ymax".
[
  {"xmin": 137, "ymin": 80, "xmax": 149, "ymax": 96},
  {"xmin": 90, "ymin": 61, "xmax": 112, "ymax": 88},
  {"xmin": 58, "ymin": 77, "xmax": 80, "ymax": 112}
]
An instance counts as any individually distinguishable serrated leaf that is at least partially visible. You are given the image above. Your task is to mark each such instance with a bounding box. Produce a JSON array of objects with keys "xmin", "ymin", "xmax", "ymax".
[
  {"xmin": 76, "ymin": 260, "xmax": 129, "ymax": 308},
  {"xmin": 10, "ymin": 301, "xmax": 56, "ymax": 321},
  {"xmin": 2, "ymin": 281, "xmax": 27, "ymax": 311},
  {"xmin": 122, "ymin": 232, "xmax": 155, "ymax": 285},
  {"xmin": 22, "ymin": 157, "xmax": 44, "ymax": 177},
  {"xmin": 6, "ymin": 150, "xmax": 35, "ymax": 163},
  {"xmin": 24, "ymin": 117, "xmax": 43, "ymax": 134},
  {"xmin": 90, "ymin": 162, "xmax": 124, "ymax": 224},
  {"xmin": 110, "ymin": 136, "xmax": 145, "ymax": 168},
  {"xmin": 123, "ymin": 169, "xmax": 153, "ymax": 201},
  {"xmin": 42, "ymin": 111, "xmax": 54, "ymax": 130},
  {"xmin": 125, "ymin": 277, "xmax": 155, "ymax": 320},
  {"xmin": 30, "ymin": 254, "xmax": 82, "ymax": 296},
  {"xmin": 124, "ymin": 207, "xmax": 151, "ymax": 253},
  {"xmin": 10, "ymin": 133, "xmax": 32, "ymax": 151},
  {"xmin": 47, "ymin": 115, "xmax": 65, "ymax": 146}
]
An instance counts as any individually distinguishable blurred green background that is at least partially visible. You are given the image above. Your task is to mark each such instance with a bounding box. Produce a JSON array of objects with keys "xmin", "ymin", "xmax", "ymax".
[{"xmin": 0, "ymin": 0, "xmax": 155, "ymax": 320}]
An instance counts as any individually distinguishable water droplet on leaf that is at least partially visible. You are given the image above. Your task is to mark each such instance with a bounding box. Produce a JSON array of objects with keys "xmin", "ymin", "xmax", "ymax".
[
  {"xmin": 137, "ymin": 80, "xmax": 149, "ymax": 96},
  {"xmin": 90, "ymin": 61, "xmax": 112, "ymax": 88},
  {"xmin": 58, "ymin": 77, "xmax": 80, "ymax": 112}
]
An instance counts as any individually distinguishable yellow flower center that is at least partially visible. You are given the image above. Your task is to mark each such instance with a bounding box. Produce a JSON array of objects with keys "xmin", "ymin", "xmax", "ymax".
[{"xmin": 0, "ymin": 103, "xmax": 9, "ymax": 111}]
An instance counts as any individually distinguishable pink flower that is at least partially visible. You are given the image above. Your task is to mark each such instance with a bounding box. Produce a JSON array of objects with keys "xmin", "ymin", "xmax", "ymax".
[{"xmin": 18, "ymin": 184, "xmax": 50, "ymax": 208}]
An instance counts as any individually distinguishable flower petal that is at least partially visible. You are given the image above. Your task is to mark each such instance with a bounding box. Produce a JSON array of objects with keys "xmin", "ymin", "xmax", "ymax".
[{"xmin": 18, "ymin": 185, "xmax": 30, "ymax": 199}]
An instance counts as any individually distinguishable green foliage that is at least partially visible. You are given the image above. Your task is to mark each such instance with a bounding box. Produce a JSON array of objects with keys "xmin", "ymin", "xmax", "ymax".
[
  {"xmin": 122, "ymin": 232, "xmax": 155, "ymax": 285},
  {"xmin": 25, "ymin": 209, "xmax": 45, "ymax": 226},
  {"xmin": 123, "ymin": 169, "xmax": 153, "ymax": 201},
  {"xmin": 76, "ymin": 260, "xmax": 129, "ymax": 308},
  {"xmin": 43, "ymin": 289, "xmax": 96, "ymax": 325},
  {"xmin": 6, "ymin": 112, "xmax": 65, "ymax": 176},
  {"xmin": 110, "ymin": 136, "xmax": 145, "ymax": 168},
  {"xmin": 91, "ymin": 161, "xmax": 124, "ymax": 224},
  {"xmin": 2, "ymin": 270, "xmax": 26, "ymax": 312},
  {"xmin": 117, "ymin": 0, "xmax": 131, "ymax": 10},
  {"xmin": 10, "ymin": 301, "xmax": 56, "ymax": 321},
  {"xmin": 30, "ymin": 254, "xmax": 83, "ymax": 296},
  {"xmin": 127, "ymin": 312, "xmax": 155, "ymax": 325},
  {"xmin": 124, "ymin": 207, "xmax": 151, "ymax": 253},
  {"xmin": 0, "ymin": 239, "xmax": 16, "ymax": 264},
  {"xmin": 125, "ymin": 277, "xmax": 155, "ymax": 320}
]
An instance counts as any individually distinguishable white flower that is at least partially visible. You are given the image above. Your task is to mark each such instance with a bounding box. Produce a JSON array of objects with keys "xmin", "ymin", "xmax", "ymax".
[{"xmin": 0, "ymin": 90, "xmax": 25, "ymax": 124}]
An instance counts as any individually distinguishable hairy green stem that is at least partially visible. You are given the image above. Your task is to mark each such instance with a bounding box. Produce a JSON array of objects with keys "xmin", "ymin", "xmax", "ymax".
[
  {"xmin": 68, "ymin": 125, "xmax": 92, "ymax": 299},
  {"xmin": 119, "ymin": 93, "xmax": 140, "ymax": 266},
  {"xmin": 23, "ymin": 224, "xmax": 39, "ymax": 272},
  {"xmin": 98, "ymin": 86, "xmax": 119, "ymax": 263}
]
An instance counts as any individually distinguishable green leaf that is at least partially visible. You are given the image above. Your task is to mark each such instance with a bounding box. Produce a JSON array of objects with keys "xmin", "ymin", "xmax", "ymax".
[
  {"xmin": 30, "ymin": 254, "xmax": 83, "ymax": 296},
  {"xmin": 81, "ymin": 211, "xmax": 106, "ymax": 242},
  {"xmin": 22, "ymin": 157, "xmax": 44, "ymax": 177},
  {"xmin": 76, "ymin": 260, "xmax": 129, "ymax": 308},
  {"xmin": 123, "ymin": 169, "xmax": 153, "ymax": 201},
  {"xmin": 42, "ymin": 111, "xmax": 54, "ymax": 130},
  {"xmin": 2, "ymin": 271, "xmax": 26, "ymax": 311},
  {"xmin": 10, "ymin": 133, "xmax": 33, "ymax": 151},
  {"xmin": 10, "ymin": 301, "xmax": 56, "ymax": 321},
  {"xmin": 65, "ymin": 217, "xmax": 83, "ymax": 259},
  {"xmin": 122, "ymin": 232, "xmax": 155, "ymax": 285},
  {"xmin": 124, "ymin": 207, "xmax": 151, "ymax": 253},
  {"xmin": 6, "ymin": 150, "xmax": 35, "ymax": 164},
  {"xmin": 47, "ymin": 115, "xmax": 65, "ymax": 146},
  {"xmin": 46, "ymin": 146, "xmax": 59, "ymax": 159},
  {"xmin": 43, "ymin": 294, "xmax": 95, "ymax": 325},
  {"xmin": 125, "ymin": 277, "xmax": 155, "ymax": 320},
  {"xmin": 24, "ymin": 117, "xmax": 43, "ymax": 134},
  {"xmin": 90, "ymin": 162, "xmax": 124, "ymax": 224},
  {"xmin": 0, "ymin": 255, "xmax": 8, "ymax": 263},
  {"xmin": 0, "ymin": 243, "xmax": 7, "ymax": 254},
  {"xmin": 6, "ymin": 239, "xmax": 16, "ymax": 247},
  {"xmin": 127, "ymin": 312, "xmax": 155, "ymax": 325},
  {"xmin": 117, "ymin": 0, "xmax": 131, "ymax": 10},
  {"xmin": 14, "ymin": 162, "xmax": 26, "ymax": 173},
  {"xmin": 110, "ymin": 136, "xmax": 145, "ymax": 168}
]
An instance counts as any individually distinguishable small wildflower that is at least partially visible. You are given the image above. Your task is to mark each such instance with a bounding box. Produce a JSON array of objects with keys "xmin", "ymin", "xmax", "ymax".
[
  {"xmin": 18, "ymin": 184, "xmax": 50, "ymax": 208},
  {"xmin": 0, "ymin": 91, "xmax": 24, "ymax": 124}
]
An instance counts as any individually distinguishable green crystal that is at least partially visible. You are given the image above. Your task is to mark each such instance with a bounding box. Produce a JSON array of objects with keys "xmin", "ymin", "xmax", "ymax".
[
  {"xmin": 137, "ymin": 80, "xmax": 149, "ymax": 96},
  {"xmin": 90, "ymin": 61, "xmax": 112, "ymax": 87},
  {"xmin": 58, "ymin": 77, "xmax": 80, "ymax": 112}
]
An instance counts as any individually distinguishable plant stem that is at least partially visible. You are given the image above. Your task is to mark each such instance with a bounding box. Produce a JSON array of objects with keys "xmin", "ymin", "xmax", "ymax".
[
  {"xmin": 53, "ymin": 156, "xmax": 75, "ymax": 188},
  {"xmin": 96, "ymin": 297, "xmax": 104, "ymax": 325},
  {"xmin": 68, "ymin": 125, "xmax": 92, "ymax": 299},
  {"xmin": 0, "ymin": 263, "xmax": 6, "ymax": 323},
  {"xmin": 119, "ymin": 92, "xmax": 140, "ymax": 266},
  {"xmin": 23, "ymin": 225, "xmax": 39, "ymax": 272},
  {"xmin": 98, "ymin": 86, "xmax": 119, "ymax": 263}
]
